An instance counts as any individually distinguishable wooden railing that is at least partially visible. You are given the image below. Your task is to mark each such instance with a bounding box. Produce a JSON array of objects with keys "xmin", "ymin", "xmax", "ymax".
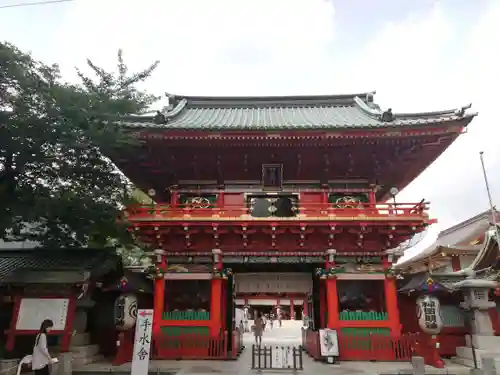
[
  {"xmin": 126, "ymin": 201, "xmax": 429, "ymax": 220},
  {"xmin": 301, "ymin": 329, "xmax": 417, "ymax": 361},
  {"xmin": 301, "ymin": 328, "xmax": 321, "ymax": 359},
  {"xmin": 231, "ymin": 329, "xmax": 244, "ymax": 358},
  {"xmin": 153, "ymin": 331, "xmax": 228, "ymax": 359},
  {"xmin": 338, "ymin": 333, "xmax": 417, "ymax": 361}
]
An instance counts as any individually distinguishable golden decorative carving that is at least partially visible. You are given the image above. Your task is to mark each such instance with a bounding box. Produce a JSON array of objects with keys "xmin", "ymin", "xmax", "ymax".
[
  {"xmin": 186, "ymin": 196, "xmax": 211, "ymax": 209},
  {"xmin": 335, "ymin": 196, "xmax": 362, "ymax": 209}
]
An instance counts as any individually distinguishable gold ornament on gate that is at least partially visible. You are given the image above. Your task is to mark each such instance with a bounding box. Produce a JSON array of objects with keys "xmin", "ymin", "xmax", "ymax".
[
  {"xmin": 187, "ymin": 196, "xmax": 211, "ymax": 209},
  {"xmin": 335, "ymin": 196, "xmax": 361, "ymax": 209}
]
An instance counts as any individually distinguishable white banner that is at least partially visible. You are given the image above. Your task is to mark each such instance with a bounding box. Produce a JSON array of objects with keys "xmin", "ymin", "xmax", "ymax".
[
  {"xmin": 271, "ymin": 346, "xmax": 294, "ymax": 368},
  {"xmin": 131, "ymin": 309, "xmax": 154, "ymax": 375}
]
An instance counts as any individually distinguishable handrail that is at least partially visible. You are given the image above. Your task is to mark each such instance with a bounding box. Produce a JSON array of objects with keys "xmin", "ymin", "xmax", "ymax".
[{"xmin": 125, "ymin": 201, "xmax": 430, "ymax": 219}]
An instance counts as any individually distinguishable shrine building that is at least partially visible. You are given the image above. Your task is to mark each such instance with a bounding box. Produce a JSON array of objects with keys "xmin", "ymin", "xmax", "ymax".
[{"xmin": 110, "ymin": 92, "xmax": 476, "ymax": 361}]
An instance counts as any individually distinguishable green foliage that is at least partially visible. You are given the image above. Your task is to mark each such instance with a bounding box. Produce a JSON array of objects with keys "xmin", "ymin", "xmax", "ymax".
[{"xmin": 0, "ymin": 42, "xmax": 159, "ymax": 247}]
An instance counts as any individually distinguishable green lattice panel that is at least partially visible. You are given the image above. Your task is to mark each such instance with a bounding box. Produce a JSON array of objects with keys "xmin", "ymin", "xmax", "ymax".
[
  {"xmin": 341, "ymin": 328, "xmax": 391, "ymax": 336},
  {"xmin": 339, "ymin": 311, "xmax": 388, "ymax": 321},
  {"xmin": 163, "ymin": 311, "xmax": 210, "ymax": 320}
]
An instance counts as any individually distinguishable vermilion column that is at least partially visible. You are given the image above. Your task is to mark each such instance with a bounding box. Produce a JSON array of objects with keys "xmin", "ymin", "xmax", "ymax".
[
  {"xmin": 326, "ymin": 249, "xmax": 339, "ymax": 329},
  {"xmin": 383, "ymin": 255, "xmax": 401, "ymax": 335},
  {"xmin": 153, "ymin": 249, "xmax": 166, "ymax": 337},
  {"xmin": 210, "ymin": 249, "xmax": 223, "ymax": 335},
  {"xmin": 319, "ymin": 283, "xmax": 326, "ymax": 328}
]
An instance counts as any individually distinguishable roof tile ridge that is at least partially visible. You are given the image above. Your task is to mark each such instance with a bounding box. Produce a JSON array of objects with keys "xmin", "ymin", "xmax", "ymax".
[
  {"xmin": 438, "ymin": 208, "xmax": 498, "ymax": 237},
  {"xmin": 394, "ymin": 103, "xmax": 477, "ymax": 119},
  {"xmin": 355, "ymin": 96, "xmax": 477, "ymax": 123},
  {"xmin": 164, "ymin": 98, "xmax": 187, "ymax": 118}
]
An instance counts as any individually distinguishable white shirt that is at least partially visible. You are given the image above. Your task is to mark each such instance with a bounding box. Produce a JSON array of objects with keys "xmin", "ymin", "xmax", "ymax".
[{"xmin": 32, "ymin": 333, "xmax": 51, "ymax": 370}]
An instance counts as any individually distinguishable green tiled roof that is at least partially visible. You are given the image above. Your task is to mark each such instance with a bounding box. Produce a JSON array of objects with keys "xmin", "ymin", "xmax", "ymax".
[{"xmin": 118, "ymin": 92, "xmax": 476, "ymax": 131}]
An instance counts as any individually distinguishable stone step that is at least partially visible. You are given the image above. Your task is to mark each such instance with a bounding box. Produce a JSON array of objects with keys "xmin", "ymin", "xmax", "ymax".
[
  {"xmin": 72, "ymin": 353, "xmax": 104, "ymax": 367},
  {"xmin": 70, "ymin": 344, "xmax": 100, "ymax": 357},
  {"xmin": 451, "ymin": 356, "xmax": 476, "ymax": 368},
  {"xmin": 71, "ymin": 332, "xmax": 91, "ymax": 347}
]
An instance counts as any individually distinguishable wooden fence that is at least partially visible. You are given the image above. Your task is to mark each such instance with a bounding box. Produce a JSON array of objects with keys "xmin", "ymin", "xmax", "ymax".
[
  {"xmin": 301, "ymin": 328, "xmax": 418, "ymax": 361},
  {"xmin": 151, "ymin": 330, "xmax": 245, "ymax": 360}
]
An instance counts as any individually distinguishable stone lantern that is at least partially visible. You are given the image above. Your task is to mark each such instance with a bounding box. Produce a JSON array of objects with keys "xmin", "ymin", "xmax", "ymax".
[{"xmin": 452, "ymin": 273, "xmax": 500, "ymax": 368}]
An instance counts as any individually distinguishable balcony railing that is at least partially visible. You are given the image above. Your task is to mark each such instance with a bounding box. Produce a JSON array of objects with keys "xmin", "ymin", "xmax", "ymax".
[{"xmin": 125, "ymin": 201, "xmax": 430, "ymax": 221}]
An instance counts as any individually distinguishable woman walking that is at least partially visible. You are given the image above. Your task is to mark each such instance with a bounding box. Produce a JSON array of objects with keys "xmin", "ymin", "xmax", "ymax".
[
  {"xmin": 253, "ymin": 312, "xmax": 264, "ymax": 346},
  {"xmin": 32, "ymin": 319, "xmax": 54, "ymax": 375}
]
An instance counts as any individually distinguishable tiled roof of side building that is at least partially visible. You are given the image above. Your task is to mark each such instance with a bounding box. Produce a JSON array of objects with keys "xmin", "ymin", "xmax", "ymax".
[
  {"xmin": 396, "ymin": 209, "xmax": 499, "ymax": 270},
  {"xmin": 117, "ymin": 92, "xmax": 477, "ymax": 131},
  {"xmin": 0, "ymin": 248, "xmax": 122, "ymax": 284}
]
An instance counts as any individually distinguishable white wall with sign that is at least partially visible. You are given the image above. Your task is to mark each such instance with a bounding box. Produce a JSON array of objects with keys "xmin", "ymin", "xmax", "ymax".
[
  {"xmin": 16, "ymin": 298, "xmax": 69, "ymax": 331},
  {"xmin": 235, "ymin": 273, "xmax": 312, "ymax": 294}
]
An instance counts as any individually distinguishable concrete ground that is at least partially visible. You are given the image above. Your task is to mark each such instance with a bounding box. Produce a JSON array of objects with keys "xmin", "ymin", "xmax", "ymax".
[{"xmin": 75, "ymin": 321, "xmax": 474, "ymax": 375}]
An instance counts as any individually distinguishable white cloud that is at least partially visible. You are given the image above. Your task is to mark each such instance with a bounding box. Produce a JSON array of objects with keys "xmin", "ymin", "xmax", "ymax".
[{"xmin": 57, "ymin": 0, "xmax": 336, "ymax": 96}]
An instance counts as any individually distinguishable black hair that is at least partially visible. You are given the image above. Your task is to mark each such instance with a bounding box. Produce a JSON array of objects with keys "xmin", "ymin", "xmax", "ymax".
[{"xmin": 35, "ymin": 319, "xmax": 54, "ymax": 345}]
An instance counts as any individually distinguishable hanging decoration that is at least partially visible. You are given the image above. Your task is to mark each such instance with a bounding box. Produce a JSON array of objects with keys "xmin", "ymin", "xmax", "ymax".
[
  {"xmin": 212, "ymin": 268, "xmax": 233, "ymax": 280},
  {"xmin": 145, "ymin": 265, "xmax": 166, "ymax": 280},
  {"xmin": 384, "ymin": 268, "xmax": 403, "ymax": 279},
  {"xmin": 315, "ymin": 266, "xmax": 345, "ymax": 279}
]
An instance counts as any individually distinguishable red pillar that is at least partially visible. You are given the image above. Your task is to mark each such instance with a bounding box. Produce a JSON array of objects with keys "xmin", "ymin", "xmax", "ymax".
[
  {"xmin": 319, "ymin": 282, "xmax": 326, "ymax": 328},
  {"xmin": 303, "ymin": 298, "xmax": 308, "ymax": 317},
  {"xmin": 368, "ymin": 184, "xmax": 376, "ymax": 207},
  {"xmin": 210, "ymin": 249, "xmax": 223, "ymax": 335},
  {"xmin": 222, "ymin": 281, "xmax": 227, "ymax": 330},
  {"xmin": 290, "ymin": 298, "xmax": 295, "ymax": 320},
  {"xmin": 326, "ymin": 249, "xmax": 339, "ymax": 329},
  {"xmin": 383, "ymin": 256, "xmax": 401, "ymax": 335},
  {"xmin": 210, "ymin": 279, "xmax": 223, "ymax": 335},
  {"xmin": 153, "ymin": 249, "xmax": 166, "ymax": 338}
]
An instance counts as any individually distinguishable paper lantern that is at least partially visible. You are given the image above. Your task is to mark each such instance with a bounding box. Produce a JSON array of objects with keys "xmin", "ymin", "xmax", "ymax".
[
  {"xmin": 416, "ymin": 295, "xmax": 443, "ymax": 335},
  {"xmin": 114, "ymin": 294, "xmax": 138, "ymax": 330}
]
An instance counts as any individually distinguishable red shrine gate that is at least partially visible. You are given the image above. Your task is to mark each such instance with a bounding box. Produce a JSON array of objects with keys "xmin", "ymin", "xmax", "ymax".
[{"xmin": 112, "ymin": 92, "xmax": 476, "ymax": 361}]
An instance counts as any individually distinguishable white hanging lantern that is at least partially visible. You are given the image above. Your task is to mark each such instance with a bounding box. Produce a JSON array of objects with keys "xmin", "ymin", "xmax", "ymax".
[
  {"xmin": 114, "ymin": 294, "xmax": 138, "ymax": 331},
  {"xmin": 416, "ymin": 295, "xmax": 443, "ymax": 335}
]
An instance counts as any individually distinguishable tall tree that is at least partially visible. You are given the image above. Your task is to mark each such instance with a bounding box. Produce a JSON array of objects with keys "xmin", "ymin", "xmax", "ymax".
[{"xmin": 0, "ymin": 42, "xmax": 159, "ymax": 247}]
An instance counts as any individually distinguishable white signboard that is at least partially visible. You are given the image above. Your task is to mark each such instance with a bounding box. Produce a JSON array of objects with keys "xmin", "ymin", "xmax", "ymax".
[
  {"xmin": 271, "ymin": 346, "xmax": 294, "ymax": 368},
  {"xmin": 131, "ymin": 309, "xmax": 154, "ymax": 375},
  {"xmin": 16, "ymin": 298, "xmax": 69, "ymax": 331},
  {"xmin": 319, "ymin": 329, "xmax": 339, "ymax": 356}
]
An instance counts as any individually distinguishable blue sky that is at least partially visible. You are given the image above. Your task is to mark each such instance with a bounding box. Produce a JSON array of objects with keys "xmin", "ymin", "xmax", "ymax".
[{"xmin": 1, "ymin": 0, "xmax": 500, "ymax": 257}]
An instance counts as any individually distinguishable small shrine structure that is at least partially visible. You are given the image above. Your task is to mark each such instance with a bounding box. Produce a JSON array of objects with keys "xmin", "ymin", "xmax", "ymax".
[
  {"xmin": 0, "ymin": 247, "xmax": 123, "ymax": 366},
  {"xmin": 397, "ymin": 209, "xmax": 500, "ymax": 367}
]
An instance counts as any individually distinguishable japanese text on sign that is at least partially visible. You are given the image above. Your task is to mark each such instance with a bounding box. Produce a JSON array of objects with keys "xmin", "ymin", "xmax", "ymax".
[
  {"xmin": 131, "ymin": 309, "xmax": 154, "ymax": 375},
  {"xmin": 422, "ymin": 300, "xmax": 437, "ymax": 330}
]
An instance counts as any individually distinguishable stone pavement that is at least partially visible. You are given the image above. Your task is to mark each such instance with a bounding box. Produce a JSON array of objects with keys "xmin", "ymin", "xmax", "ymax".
[{"xmin": 74, "ymin": 321, "xmax": 474, "ymax": 375}]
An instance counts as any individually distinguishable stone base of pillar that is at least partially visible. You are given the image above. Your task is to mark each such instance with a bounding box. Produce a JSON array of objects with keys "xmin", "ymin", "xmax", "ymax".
[{"xmin": 452, "ymin": 336, "xmax": 500, "ymax": 368}]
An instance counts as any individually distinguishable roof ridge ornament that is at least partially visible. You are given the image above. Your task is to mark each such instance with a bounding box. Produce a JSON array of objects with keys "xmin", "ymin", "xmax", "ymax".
[{"xmin": 381, "ymin": 108, "xmax": 394, "ymax": 122}]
